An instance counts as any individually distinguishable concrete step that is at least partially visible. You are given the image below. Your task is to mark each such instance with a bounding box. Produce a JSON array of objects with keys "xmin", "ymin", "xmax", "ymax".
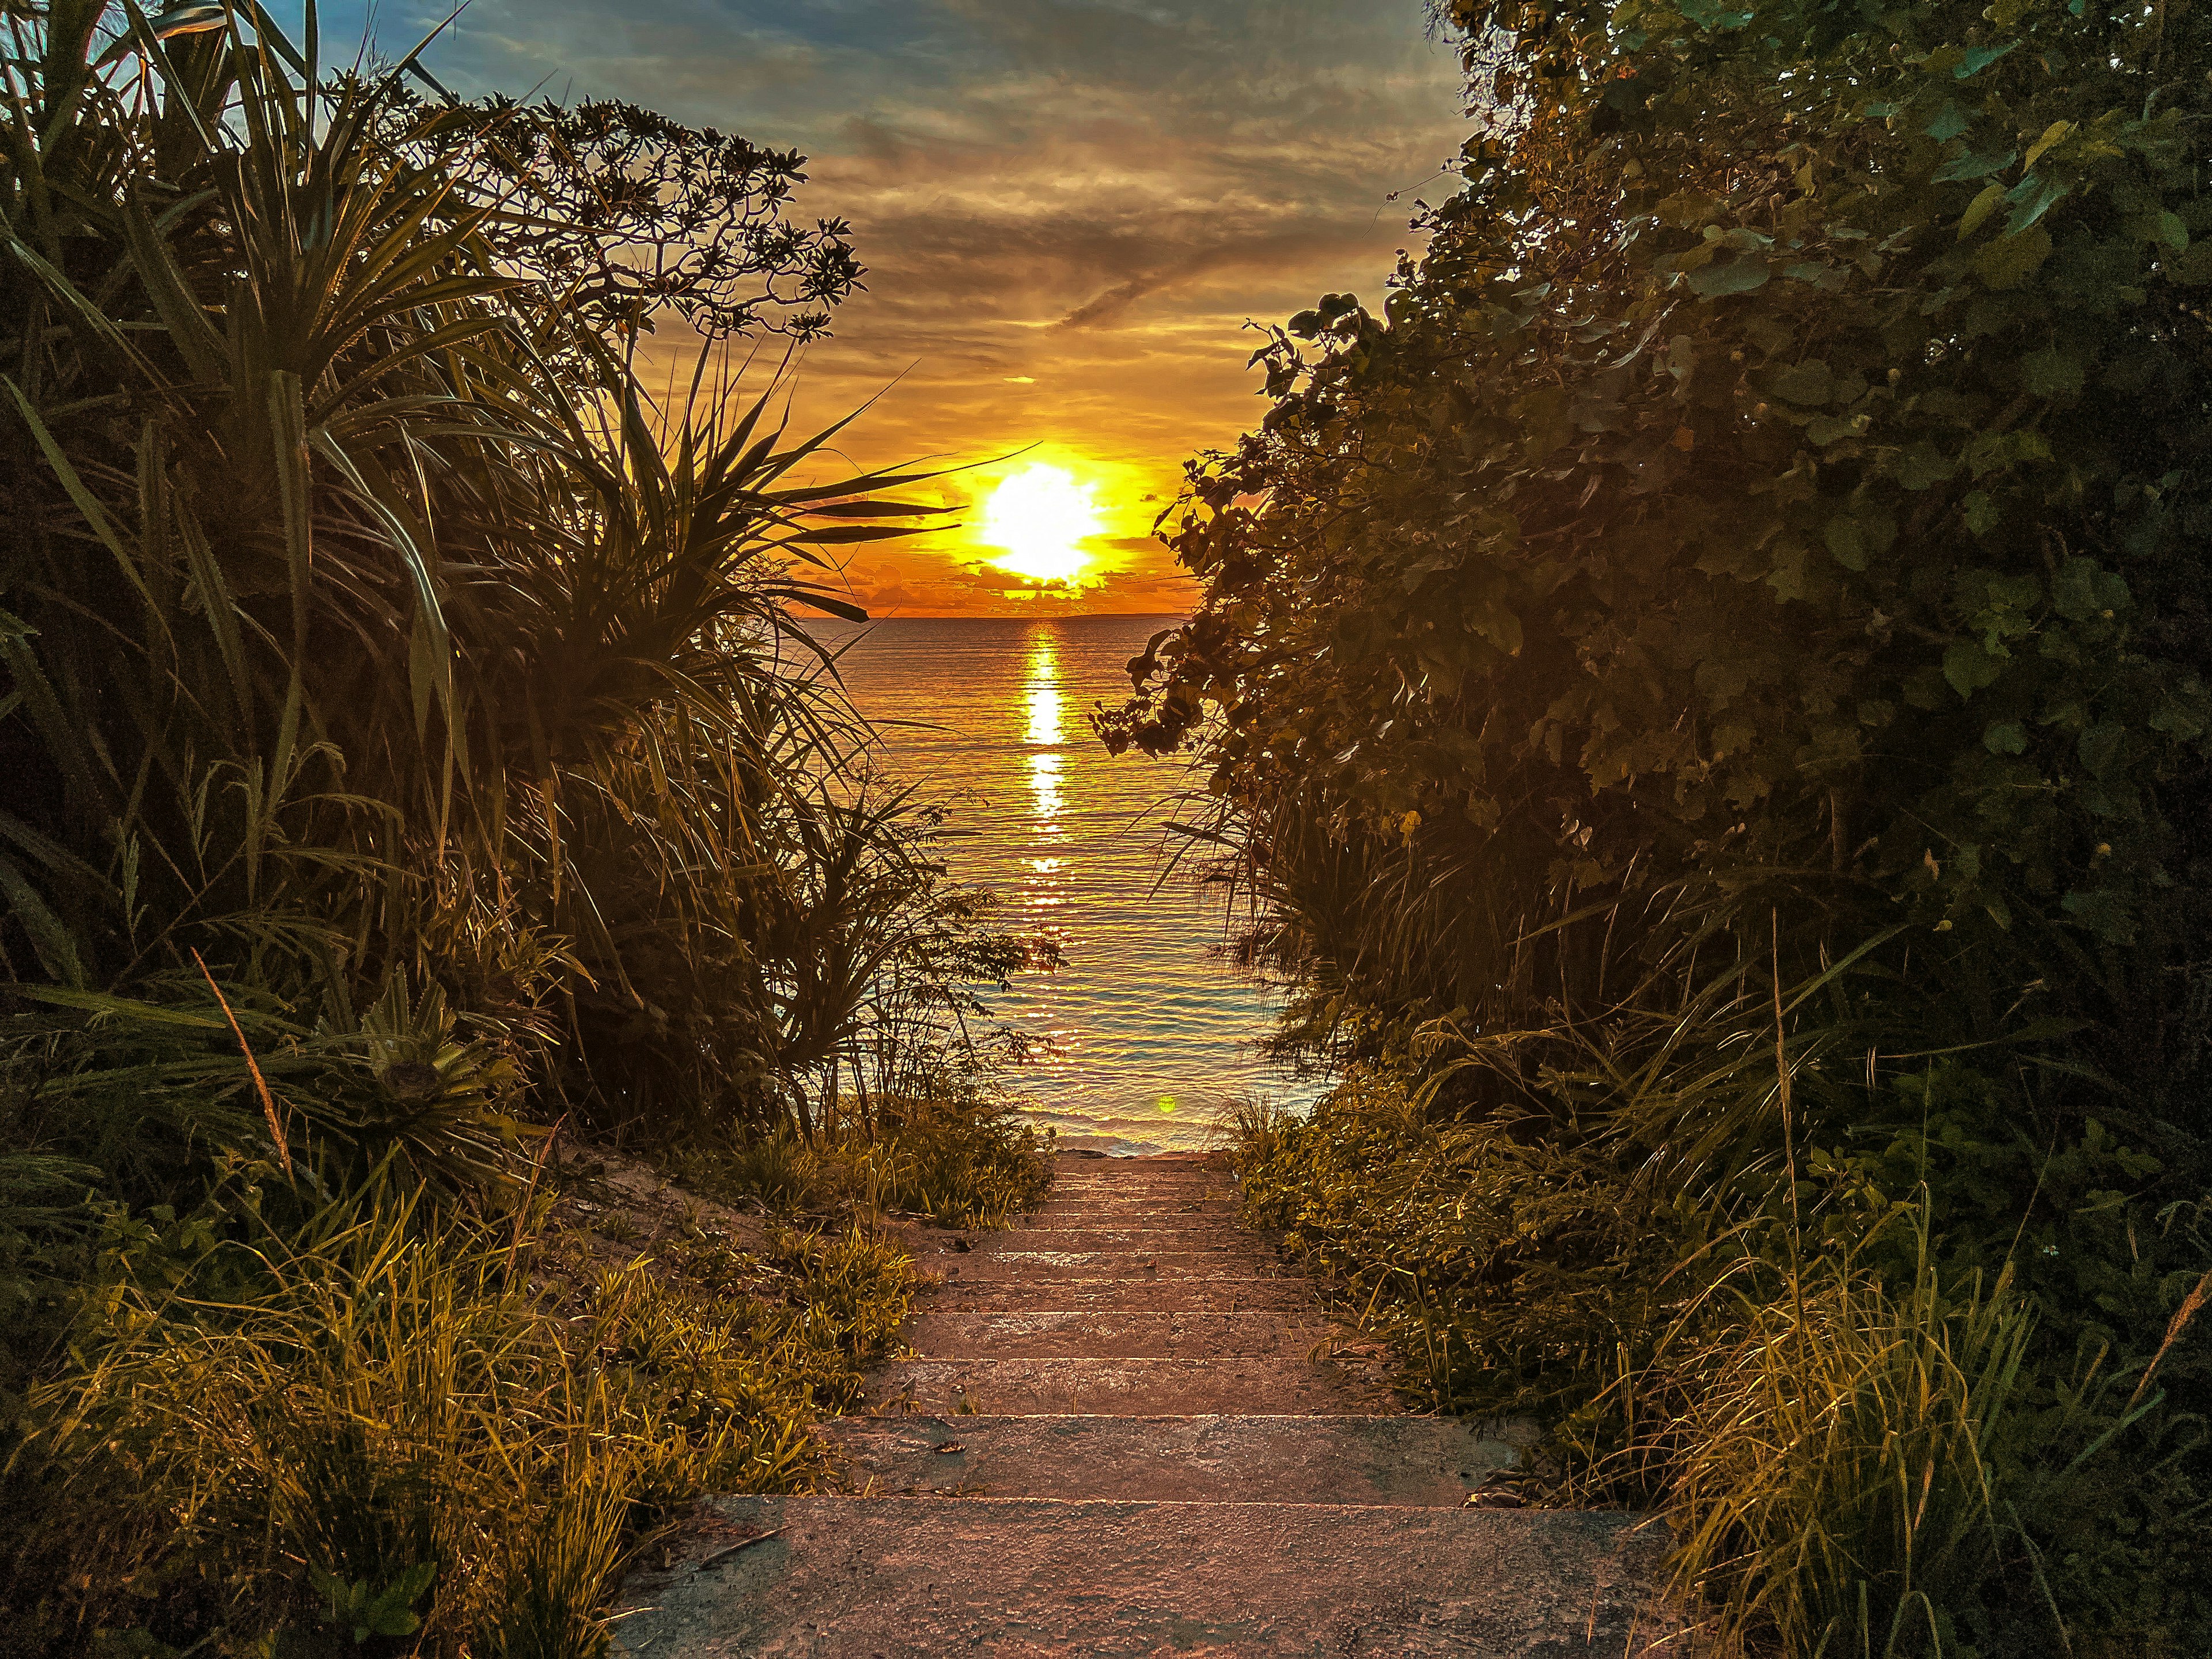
[
  {"xmin": 965, "ymin": 1225, "xmax": 1261, "ymax": 1251},
  {"xmin": 825, "ymin": 1414, "xmax": 1520, "ymax": 1504},
  {"xmin": 1031, "ymin": 1212, "xmax": 1247, "ymax": 1238},
  {"xmin": 936, "ymin": 1249, "xmax": 1298, "ymax": 1282},
  {"xmin": 1027, "ymin": 1209, "xmax": 1245, "ymax": 1231},
  {"xmin": 926, "ymin": 1275, "xmax": 1317, "ymax": 1312},
  {"xmin": 906, "ymin": 1309, "xmax": 1329, "ymax": 1358},
  {"xmin": 615, "ymin": 1493, "xmax": 1673, "ymax": 1657},
  {"xmin": 876, "ymin": 1355, "xmax": 1387, "ymax": 1415}
]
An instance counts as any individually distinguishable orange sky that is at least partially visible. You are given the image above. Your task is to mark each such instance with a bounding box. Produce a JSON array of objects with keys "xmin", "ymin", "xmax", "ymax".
[{"xmin": 342, "ymin": 1, "xmax": 1471, "ymax": 613}]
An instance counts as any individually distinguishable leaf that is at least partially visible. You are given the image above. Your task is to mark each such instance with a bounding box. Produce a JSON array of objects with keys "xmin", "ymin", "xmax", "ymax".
[
  {"xmin": 1953, "ymin": 40, "xmax": 2020, "ymax": 78},
  {"xmin": 1891, "ymin": 443, "xmax": 1956, "ymax": 490},
  {"xmin": 1768, "ymin": 360, "xmax": 1835, "ymax": 406},
  {"xmin": 0, "ymin": 853, "xmax": 86, "ymax": 987},
  {"xmin": 2020, "ymin": 347, "xmax": 2084, "ymax": 399},
  {"xmin": 1925, "ymin": 101, "xmax": 1973, "ymax": 141},
  {"xmin": 2003, "ymin": 173, "xmax": 2067, "ymax": 235},
  {"xmin": 2024, "ymin": 120, "xmax": 2073, "ymax": 169},
  {"xmin": 1973, "ymin": 224, "xmax": 2052, "ymax": 290},
  {"xmin": 1944, "ymin": 639, "xmax": 2008, "ymax": 699},
  {"xmin": 1958, "ymin": 183, "xmax": 2006, "ymax": 240},
  {"xmin": 1687, "ymin": 257, "xmax": 1771, "ymax": 297},
  {"xmin": 7, "ymin": 985, "xmax": 222, "ymax": 1028},
  {"xmin": 1933, "ymin": 147, "xmax": 2017, "ymax": 183},
  {"xmin": 1825, "ymin": 518, "xmax": 1869, "ymax": 570},
  {"xmin": 2078, "ymin": 722, "xmax": 2126, "ymax": 779},
  {"xmin": 1984, "ymin": 720, "xmax": 2028, "ymax": 754},
  {"xmin": 2157, "ymin": 211, "xmax": 2190, "ymax": 252}
]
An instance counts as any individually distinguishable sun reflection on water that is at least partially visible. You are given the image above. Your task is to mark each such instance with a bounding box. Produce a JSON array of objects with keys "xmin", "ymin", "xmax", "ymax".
[
  {"xmin": 1025, "ymin": 638, "xmax": 1064, "ymax": 748},
  {"xmin": 1020, "ymin": 628, "xmax": 1072, "ymax": 1075}
]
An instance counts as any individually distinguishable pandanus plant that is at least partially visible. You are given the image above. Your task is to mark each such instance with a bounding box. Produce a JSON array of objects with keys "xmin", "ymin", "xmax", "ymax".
[{"xmin": 0, "ymin": 1, "xmax": 1005, "ymax": 1210}]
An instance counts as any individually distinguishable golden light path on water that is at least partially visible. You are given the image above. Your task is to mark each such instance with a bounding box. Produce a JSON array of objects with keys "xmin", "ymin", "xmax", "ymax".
[{"xmin": 809, "ymin": 616, "xmax": 1323, "ymax": 1152}]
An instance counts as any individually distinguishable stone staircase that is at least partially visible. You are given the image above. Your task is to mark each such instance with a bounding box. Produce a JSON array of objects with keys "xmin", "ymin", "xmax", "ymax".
[{"xmin": 613, "ymin": 1152, "xmax": 1671, "ymax": 1656}]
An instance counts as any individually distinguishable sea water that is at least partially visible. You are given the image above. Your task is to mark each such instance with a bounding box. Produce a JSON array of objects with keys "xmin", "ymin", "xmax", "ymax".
[{"xmin": 804, "ymin": 615, "xmax": 1319, "ymax": 1153}]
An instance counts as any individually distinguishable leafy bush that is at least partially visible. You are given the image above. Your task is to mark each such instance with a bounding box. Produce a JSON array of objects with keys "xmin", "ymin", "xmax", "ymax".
[{"xmin": 1122, "ymin": 0, "xmax": 2212, "ymax": 1642}]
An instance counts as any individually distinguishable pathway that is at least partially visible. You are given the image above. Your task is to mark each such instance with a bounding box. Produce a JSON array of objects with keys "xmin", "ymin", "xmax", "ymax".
[{"xmin": 615, "ymin": 1152, "xmax": 1669, "ymax": 1656}]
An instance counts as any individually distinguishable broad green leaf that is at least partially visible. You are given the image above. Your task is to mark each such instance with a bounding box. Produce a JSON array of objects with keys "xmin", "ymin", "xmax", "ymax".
[
  {"xmin": 1944, "ymin": 639, "xmax": 2008, "ymax": 699},
  {"xmin": 2020, "ymin": 348, "xmax": 2084, "ymax": 399},
  {"xmin": 1768, "ymin": 360, "xmax": 1834, "ymax": 406},
  {"xmin": 1953, "ymin": 40, "xmax": 2019, "ymax": 77},
  {"xmin": 1958, "ymin": 183, "xmax": 2006, "ymax": 240},
  {"xmin": 2003, "ymin": 172, "xmax": 2067, "ymax": 234},
  {"xmin": 1687, "ymin": 256, "xmax": 1771, "ymax": 297},
  {"xmin": 2079, "ymin": 722, "xmax": 2126, "ymax": 779},
  {"xmin": 1924, "ymin": 101, "xmax": 1972, "ymax": 141},
  {"xmin": 1891, "ymin": 444, "xmax": 1956, "ymax": 490},
  {"xmin": 1933, "ymin": 147, "xmax": 2017, "ymax": 183},
  {"xmin": 2024, "ymin": 120, "xmax": 2073, "ymax": 169},
  {"xmin": 1973, "ymin": 224, "xmax": 2052, "ymax": 289}
]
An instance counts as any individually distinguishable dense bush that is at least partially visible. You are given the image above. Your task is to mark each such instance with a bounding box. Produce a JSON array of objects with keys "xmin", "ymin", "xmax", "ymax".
[{"xmin": 1116, "ymin": 0, "xmax": 2212, "ymax": 1645}]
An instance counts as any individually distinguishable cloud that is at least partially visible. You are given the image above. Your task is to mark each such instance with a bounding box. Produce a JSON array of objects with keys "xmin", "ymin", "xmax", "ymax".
[{"xmin": 321, "ymin": 0, "xmax": 1469, "ymax": 612}]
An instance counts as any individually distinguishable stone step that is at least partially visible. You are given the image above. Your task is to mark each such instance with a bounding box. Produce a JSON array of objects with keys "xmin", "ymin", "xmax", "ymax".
[
  {"xmin": 615, "ymin": 1494, "xmax": 1673, "ymax": 1657},
  {"xmin": 906, "ymin": 1309, "xmax": 1329, "ymax": 1358},
  {"xmin": 1031, "ymin": 1212, "xmax": 1247, "ymax": 1238},
  {"xmin": 965, "ymin": 1226, "xmax": 1260, "ymax": 1252},
  {"xmin": 1027, "ymin": 1210, "xmax": 1245, "ymax": 1231},
  {"xmin": 925, "ymin": 1275, "xmax": 1317, "ymax": 1312},
  {"xmin": 824, "ymin": 1413, "xmax": 1519, "ymax": 1505},
  {"xmin": 936, "ymin": 1249, "xmax": 1298, "ymax": 1282},
  {"xmin": 876, "ymin": 1355, "xmax": 1386, "ymax": 1415}
]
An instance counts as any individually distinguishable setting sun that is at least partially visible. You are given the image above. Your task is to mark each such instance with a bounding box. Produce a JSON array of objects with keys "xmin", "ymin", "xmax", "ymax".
[{"xmin": 979, "ymin": 463, "xmax": 1103, "ymax": 585}]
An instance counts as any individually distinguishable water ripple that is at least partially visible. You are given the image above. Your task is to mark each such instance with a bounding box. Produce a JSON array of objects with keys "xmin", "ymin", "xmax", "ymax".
[{"xmin": 808, "ymin": 616, "xmax": 1321, "ymax": 1152}]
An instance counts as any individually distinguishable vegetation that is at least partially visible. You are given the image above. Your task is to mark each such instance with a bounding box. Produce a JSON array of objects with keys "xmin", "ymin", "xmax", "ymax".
[
  {"xmin": 676, "ymin": 1095, "xmax": 1055, "ymax": 1230},
  {"xmin": 0, "ymin": 5, "xmax": 1045, "ymax": 1654},
  {"xmin": 1117, "ymin": 0, "xmax": 2212, "ymax": 1647}
]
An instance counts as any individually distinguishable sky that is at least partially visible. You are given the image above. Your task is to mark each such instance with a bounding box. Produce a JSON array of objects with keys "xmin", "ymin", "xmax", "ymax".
[{"xmin": 332, "ymin": 1, "xmax": 1472, "ymax": 614}]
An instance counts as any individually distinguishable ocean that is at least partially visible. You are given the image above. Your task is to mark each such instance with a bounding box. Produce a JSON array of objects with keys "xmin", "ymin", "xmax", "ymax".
[{"xmin": 804, "ymin": 615, "xmax": 1317, "ymax": 1153}]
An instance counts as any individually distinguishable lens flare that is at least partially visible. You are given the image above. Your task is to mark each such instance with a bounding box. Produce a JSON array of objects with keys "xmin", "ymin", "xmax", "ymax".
[{"xmin": 980, "ymin": 464, "xmax": 1102, "ymax": 584}]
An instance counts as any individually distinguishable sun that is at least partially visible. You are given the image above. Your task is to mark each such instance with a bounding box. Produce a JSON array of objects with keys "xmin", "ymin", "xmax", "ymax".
[{"xmin": 979, "ymin": 463, "xmax": 1103, "ymax": 585}]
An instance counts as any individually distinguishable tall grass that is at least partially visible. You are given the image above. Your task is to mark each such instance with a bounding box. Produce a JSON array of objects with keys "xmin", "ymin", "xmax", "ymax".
[
  {"xmin": 1223, "ymin": 910, "xmax": 2212, "ymax": 1653},
  {"xmin": 682, "ymin": 1093, "xmax": 1054, "ymax": 1229},
  {"xmin": 6, "ymin": 1172, "xmax": 915, "ymax": 1656},
  {"xmin": 1642, "ymin": 1217, "xmax": 2044, "ymax": 1657}
]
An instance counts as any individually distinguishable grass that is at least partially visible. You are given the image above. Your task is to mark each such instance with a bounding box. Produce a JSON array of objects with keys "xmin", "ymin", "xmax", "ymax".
[
  {"xmin": 1224, "ymin": 1070, "xmax": 2211, "ymax": 1657},
  {"xmin": 1225, "ymin": 1074, "xmax": 1677, "ymax": 1418},
  {"xmin": 1, "ymin": 1162, "xmax": 922, "ymax": 1659},
  {"xmin": 1632, "ymin": 1216, "xmax": 2044, "ymax": 1657},
  {"xmin": 675, "ymin": 1094, "xmax": 1055, "ymax": 1230}
]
